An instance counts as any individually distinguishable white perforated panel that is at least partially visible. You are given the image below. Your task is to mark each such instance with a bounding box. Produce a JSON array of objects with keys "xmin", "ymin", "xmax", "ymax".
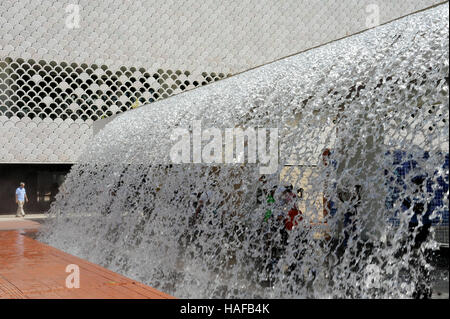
[{"xmin": 0, "ymin": 0, "xmax": 445, "ymax": 163}]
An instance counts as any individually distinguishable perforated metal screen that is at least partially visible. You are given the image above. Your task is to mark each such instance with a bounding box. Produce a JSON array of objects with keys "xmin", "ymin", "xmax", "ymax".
[{"xmin": 0, "ymin": 0, "xmax": 445, "ymax": 163}]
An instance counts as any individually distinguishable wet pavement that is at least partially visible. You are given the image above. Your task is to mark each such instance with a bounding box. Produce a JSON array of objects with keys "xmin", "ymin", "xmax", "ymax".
[{"xmin": 0, "ymin": 217, "xmax": 173, "ymax": 299}]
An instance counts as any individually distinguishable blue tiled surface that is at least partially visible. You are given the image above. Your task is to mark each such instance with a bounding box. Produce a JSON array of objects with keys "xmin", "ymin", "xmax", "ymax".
[{"xmin": 384, "ymin": 151, "xmax": 449, "ymax": 227}]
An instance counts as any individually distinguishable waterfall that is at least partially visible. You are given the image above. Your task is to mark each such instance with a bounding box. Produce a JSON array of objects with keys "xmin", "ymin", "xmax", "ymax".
[{"xmin": 38, "ymin": 4, "xmax": 449, "ymax": 298}]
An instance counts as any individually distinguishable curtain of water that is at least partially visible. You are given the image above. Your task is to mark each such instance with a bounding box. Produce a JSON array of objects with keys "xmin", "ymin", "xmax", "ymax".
[{"xmin": 38, "ymin": 5, "xmax": 449, "ymax": 298}]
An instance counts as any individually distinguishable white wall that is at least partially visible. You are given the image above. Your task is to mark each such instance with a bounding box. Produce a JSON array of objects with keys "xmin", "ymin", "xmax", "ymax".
[{"xmin": 0, "ymin": 0, "xmax": 444, "ymax": 163}]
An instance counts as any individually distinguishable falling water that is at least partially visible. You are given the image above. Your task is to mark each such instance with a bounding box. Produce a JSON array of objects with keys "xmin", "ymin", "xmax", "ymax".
[{"xmin": 38, "ymin": 5, "xmax": 449, "ymax": 298}]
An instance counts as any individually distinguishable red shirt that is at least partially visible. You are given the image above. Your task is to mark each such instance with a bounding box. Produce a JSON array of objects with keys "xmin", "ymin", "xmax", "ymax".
[{"xmin": 285, "ymin": 207, "xmax": 302, "ymax": 230}]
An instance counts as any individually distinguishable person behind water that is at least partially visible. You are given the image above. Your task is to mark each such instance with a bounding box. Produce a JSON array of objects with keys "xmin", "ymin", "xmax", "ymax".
[
  {"xmin": 193, "ymin": 182, "xmax": 220, "ymax": 224},
  {"xmin": 321, "ymin": 148, "xmax": 337, "ymax": 242},
  {"xmin": 336, "ymin": 184, "xmax": 362, "ymax": 251},
  {"xmin": 255, "ymin": 175, "xmax": 281, "ymax": 284},
  {"xmin": 322, "ymin": 148, "xmax": 332, "ymax": 218},
  {"xmin": 257, "ymin": 175, "xmax": 277, "ymax": 222},
  {"xmin": 266, "ymin": 184, "xmax": 304, "ymax": 280},
  {"xmin": 284, "ymin": 187, "xmax": 303, "ymax": 231}
]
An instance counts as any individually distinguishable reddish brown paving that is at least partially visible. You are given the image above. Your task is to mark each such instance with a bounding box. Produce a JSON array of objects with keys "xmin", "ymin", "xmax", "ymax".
[{"xmin": 0, "ymin": 220, "xmax": 173, "ymax": 299}]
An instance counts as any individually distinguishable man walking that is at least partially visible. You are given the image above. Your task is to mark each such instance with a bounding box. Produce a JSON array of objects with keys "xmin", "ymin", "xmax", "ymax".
[{"xmin": 15, "ymin": 182, "xmax": 28, "ymax": 217}]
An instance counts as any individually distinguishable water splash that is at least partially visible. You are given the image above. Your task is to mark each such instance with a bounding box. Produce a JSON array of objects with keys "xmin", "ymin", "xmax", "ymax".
[{"xmin": 38, "ymin": 5, "xmax": 449, "ymax": 298}]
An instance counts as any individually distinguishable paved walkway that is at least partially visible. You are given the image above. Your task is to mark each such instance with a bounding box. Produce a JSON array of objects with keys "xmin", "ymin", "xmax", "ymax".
[
  {"xmin": 0, "ymin": 218, "xmax": 42, "ymax": 231},
  {"xmin": 0, "ymin": 219, "xmax": 173, "ymax": 299}
]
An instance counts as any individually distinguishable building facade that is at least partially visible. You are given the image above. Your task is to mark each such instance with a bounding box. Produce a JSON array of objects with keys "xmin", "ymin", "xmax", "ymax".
[{"xmin": 0, "ymin": 0, "xmax": 444, "ymax": 213}]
